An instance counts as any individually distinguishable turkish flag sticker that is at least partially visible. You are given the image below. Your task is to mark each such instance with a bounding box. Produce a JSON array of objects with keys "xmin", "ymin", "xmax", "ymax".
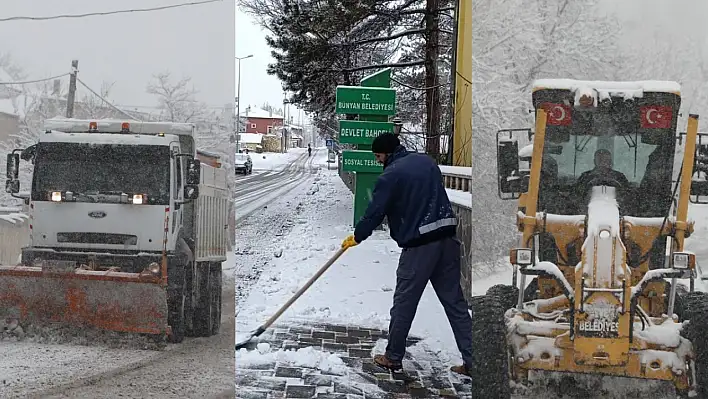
[
  {"xmin": 539, "ymin": 103, "xmax": 571, "ymax": 126},
  {"xmin": 640, "ymin": 105, "xmax": 672, "ymax": 129}
]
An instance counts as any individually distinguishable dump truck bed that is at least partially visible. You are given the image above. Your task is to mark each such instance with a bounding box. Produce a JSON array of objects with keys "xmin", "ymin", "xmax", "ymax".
[{"xmin": 194, "ymin": 163, "xmax": 229, "ymax": 263}]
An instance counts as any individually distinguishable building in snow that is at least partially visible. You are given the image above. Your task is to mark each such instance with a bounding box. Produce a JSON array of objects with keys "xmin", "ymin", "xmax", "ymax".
[
  {"xmin": 288, "ymin": 124, "xmax": 304, "ymax": 148},
  {"xmin": 236, "ymin": 132, "xmax": 263, "ymax": 152},
  {"xmin": 241, "ymin": 106, "xmax": 284, "ymax": 134}
]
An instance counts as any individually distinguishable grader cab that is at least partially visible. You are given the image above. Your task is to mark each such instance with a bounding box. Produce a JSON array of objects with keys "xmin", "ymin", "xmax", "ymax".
[{"xmin": 471, "ymin": 79, "xmax": 708, "ymax": 398}]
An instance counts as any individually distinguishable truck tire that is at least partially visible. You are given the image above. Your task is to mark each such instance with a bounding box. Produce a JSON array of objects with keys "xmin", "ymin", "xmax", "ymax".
[
  {"xmin": 167, "ymin": 269, "xmax": 186, "ymax": 343},
  {"xmin": 469, "ymin": 294, "xmax": 511, "ymax": 398},
  {"xmin": 678, "ymin": 291, "xmax": 708, "ymax": 397},
  {"xmin": 486, "ymin": 284, "xmax": 519, "ymax": 311},
  {"xmin": 193, "ymin": 262, "xmax": 221, "ymax": 336},
  {"xmin": 210, "ymin": 262, "xmax": 222, "ymax": 334},
  {"xmin": 184, "ymin": 261, "xmax": 196, "ymax": 337}
]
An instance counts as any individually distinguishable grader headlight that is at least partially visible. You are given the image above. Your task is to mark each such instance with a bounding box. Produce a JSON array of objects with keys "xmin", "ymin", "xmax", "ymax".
[
  {"xmin": 510, "ymin": 248, "xmax": 533, "ymax": 266},
  {"xmin": 672, "ymin": 252, "xmax": 695, "ymax": 270}
]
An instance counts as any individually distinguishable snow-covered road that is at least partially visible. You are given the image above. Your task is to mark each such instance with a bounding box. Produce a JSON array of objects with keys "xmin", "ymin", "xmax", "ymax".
[
  {"xmin": 0, "ymin": 277, "xmax": 235, "ymax": 398},
  {"xmin": 233, "ymin": 148, "xmax": 322, "ymax": 223}
]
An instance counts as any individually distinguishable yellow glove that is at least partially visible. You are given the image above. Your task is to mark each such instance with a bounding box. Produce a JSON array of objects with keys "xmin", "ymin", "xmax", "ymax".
[{"xmin": 341, "ymin": 234, "xmax": 359, "ymax": 250}]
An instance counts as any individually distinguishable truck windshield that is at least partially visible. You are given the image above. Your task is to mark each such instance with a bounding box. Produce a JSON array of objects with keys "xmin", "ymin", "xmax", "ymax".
[
  {"xmin": 544, "ymin": 113, "xmax": 674, "ymax": 185},
  {"xmin": 540, "ymin": 112, "xmax": 675, "ymax": 217},
  {"xmin": 32, "ymin": 142, "xmax": 171, "ymax": 204}
]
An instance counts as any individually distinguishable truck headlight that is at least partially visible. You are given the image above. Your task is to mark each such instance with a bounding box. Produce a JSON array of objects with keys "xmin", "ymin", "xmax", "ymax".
[
  {"xmin": 599, "ymin": 229, "xmax": 611, "ymax": 239},
  {"xmin": 511, "ymin": 248, "xmax": 533, "ymax": 266},
  {"xmin": 147, "ymin": 262, "xmax": 160, "ymax": 275},
  {"xmin": 132, "ymin": 194, "xmax": 144, "ymax": 205},
  {"xmin": 672, "ymin": 252, "xmax": 694, "ymax": 270},
  {"xmin": 51, "ymin": 191, "xmax": 62, "ymax": 202}
]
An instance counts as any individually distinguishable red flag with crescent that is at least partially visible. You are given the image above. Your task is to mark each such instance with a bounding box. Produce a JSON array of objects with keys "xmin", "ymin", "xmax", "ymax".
[
  {"xmin": 539, "ymin": 103, "xmax": 571, "ymax": 126},
  {"xmin": 640, "ymin": 105, "xmax": 672, "ymax": 129}
]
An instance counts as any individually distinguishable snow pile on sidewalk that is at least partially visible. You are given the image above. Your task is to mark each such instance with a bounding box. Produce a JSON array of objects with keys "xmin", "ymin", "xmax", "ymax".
[
  {"xmin": 235, "ymin": 166, "xmax": 505, "ymax": 366},
  {"xmin": 250, "ymin": 148, "xmax": 305, "ymax": 171},
  {"xmin": 237, "ymin": 343, "xmax": 347, "ymax": 376}
]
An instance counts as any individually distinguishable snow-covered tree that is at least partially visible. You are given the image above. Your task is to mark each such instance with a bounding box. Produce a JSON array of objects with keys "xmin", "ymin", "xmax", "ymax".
[
  {"xmin": 146, "ymin": 71, "xmax": 208, "ymax": 123},
  {"xmin": 239, "ymin": 0, "xmax": 454, "ymax": 155}
]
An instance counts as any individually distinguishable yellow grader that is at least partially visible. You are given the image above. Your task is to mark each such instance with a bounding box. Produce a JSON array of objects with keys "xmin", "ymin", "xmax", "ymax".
[{"xmin": 470, "ymin": 79, "xmax": 708, "ymax": 397}]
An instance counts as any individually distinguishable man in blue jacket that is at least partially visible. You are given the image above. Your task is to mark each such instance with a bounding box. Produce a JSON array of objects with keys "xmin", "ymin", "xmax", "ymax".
[{"xmin": 341, "ymin": 133, "xmax": 472, "ymax": 377}]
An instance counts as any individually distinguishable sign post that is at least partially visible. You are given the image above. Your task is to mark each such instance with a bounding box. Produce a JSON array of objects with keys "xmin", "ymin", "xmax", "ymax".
[{"xmin": 335, "ymin": 68, "xmax": 396, "ymax": 227}]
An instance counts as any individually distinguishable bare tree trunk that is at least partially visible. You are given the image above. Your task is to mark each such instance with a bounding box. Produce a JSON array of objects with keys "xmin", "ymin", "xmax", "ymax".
[{"xmin": 424, "ymin": 0, "xmax": 441, "ymax": 157}]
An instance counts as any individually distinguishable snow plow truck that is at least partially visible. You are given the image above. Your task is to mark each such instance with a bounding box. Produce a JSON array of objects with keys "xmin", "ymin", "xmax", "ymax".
[
  {"xmin": 472, "ymin": 79, "xmax": 708, "ymax": 397},
  {"xmin": 2, "ymin": 118, "xmax": 229, "ymax": 344}
]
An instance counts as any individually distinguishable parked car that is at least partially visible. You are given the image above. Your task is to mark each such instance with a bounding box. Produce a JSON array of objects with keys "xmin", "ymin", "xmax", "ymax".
[{"xmin": 235, "ymin": 153, "xmax": 253, "ymax": 175}]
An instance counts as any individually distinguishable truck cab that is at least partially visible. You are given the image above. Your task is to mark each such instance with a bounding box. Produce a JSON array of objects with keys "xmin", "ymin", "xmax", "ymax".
[{"xmin": 3, "ymin": 118, "xmax": 227, "ymax": 343}]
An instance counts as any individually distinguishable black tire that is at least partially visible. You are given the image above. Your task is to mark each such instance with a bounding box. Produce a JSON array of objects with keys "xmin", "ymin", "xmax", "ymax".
[
  {"xmin": 210, "ymin": 263, "xmax": 222, "ymax": 334},
  {"xmin": 469, "ymin": 294, "xmax": 511, "ymax": 398},
  {"xmin": 679, "ymin": 291, "xmax": 708, "ymax": 397},
  {"xmin": 183, "ymin": 261, "xmax": 196, "ymax": 336},
  {"xmin": 486, "ymin": 284, "xmax": 519, "ymax": 312},
  {"xmin": 167, "ymin": 273, "xmax": 186, "ymax": 344},
  {"xmin": 193, "ymin": 262, "xmax": 221, "ymax": 336}
]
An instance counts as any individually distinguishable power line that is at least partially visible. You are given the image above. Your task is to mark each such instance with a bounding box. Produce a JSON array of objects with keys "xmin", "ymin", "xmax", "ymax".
[
  {"xmin": 0, "ymin": 0, "xmax": 223, "ymax": 23},
  {"xmin": 0, "ymin": 73, "xmax": 70, "ymax": 85},
  {"xmin": 76, "ymin": 77, "xmax": 140, "ymax": 120},
  {"xmin": 116, "ymin": 103, "xmax": 233, "ymax": 110}
]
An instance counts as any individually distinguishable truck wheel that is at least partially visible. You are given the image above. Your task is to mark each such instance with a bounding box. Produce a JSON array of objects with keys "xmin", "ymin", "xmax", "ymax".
[
  {"xmin": 184, "ymin": 261, "xmax": 196, "ymax": 336},
  {"xmin": 486, "ymin": 284, "xmax": 519, "ymax": 311},
  {"xmin": 469, "ymin": 294, "xmax": 511, "ymax": 398},
  {"xmin": 167, "ymin": 272, "xmax": 186, "ymax": 343},
  {"xmin": 210, "ymin": 262, "xmax": 222, "ymax": 334},
  {"xmin": 193, "ymin": 262, "xmax": 220, "ymax": 336},
  {"xmin": 679, "ymin": 291, "xmax": 708, "ymax": 397}
]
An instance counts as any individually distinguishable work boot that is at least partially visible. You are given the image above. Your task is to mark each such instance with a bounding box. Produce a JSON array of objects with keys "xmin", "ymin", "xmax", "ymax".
[
  {"xmin": 373, "ymin": 354, "xmax": 402, "ymax": 371},
  {"xmin": 450, "ymin": 364, "xmax": 471, "ymax": 377}
]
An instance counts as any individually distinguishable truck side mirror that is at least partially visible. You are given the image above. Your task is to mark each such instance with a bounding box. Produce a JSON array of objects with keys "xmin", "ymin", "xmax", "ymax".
[
  {"xmin": 6, "ymin": 153, "xmax": 19, "ymax": 179},
  {"xmin": 498, "ymin": 140, "xmax": 521, "ymax": 193},
  {"xmin": 5, "ymin": 153, "xmax": 19, "ymax": 194},
  {"xmin": 5, "ymin": 179, "xmax": 19, "ymax": 194},
  {"xmin": 184, "ymin": 185, "xmax": 199, "ymax": 200},
  {"xmin": 186, "ymin": 158, "xmax": 201, "ymax": 185}
]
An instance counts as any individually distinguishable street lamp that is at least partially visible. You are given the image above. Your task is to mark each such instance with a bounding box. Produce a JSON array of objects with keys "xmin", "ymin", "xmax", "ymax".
[{"xmin": 235, "ymin": 54, "xmax": 254, "ymax": 154}]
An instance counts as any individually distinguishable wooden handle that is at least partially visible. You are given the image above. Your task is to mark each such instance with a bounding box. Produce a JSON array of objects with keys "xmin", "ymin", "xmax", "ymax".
[{"xmin": 261, "ymin": 247, "xmax": 347, "ymax": 330}]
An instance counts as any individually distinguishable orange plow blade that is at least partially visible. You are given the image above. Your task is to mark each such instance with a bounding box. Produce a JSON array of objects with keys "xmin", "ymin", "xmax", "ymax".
[{"xmin": 0, "ymin": 266, "xmax": 170, "ymax": 336}]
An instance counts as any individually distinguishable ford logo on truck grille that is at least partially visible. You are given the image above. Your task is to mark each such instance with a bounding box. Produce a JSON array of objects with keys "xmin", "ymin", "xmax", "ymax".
[{"xmin": 88, "ymin": 211, "xmax": 107, "ymax": 219}]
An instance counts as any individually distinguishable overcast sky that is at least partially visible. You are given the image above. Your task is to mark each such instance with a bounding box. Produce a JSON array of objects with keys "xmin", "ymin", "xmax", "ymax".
[
  {"xmin": 235, "ymin": 6, "xmax": 308, "ymax": 125},
  {"xmin": 0, "ymin": 0, "xmax": 234, "ymax": 111}
]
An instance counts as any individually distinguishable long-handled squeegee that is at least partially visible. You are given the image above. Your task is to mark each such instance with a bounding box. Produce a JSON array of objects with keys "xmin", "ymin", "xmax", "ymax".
[{"xmin": 235, "ymin": 247, "xmax": 347, "ymax": 349}]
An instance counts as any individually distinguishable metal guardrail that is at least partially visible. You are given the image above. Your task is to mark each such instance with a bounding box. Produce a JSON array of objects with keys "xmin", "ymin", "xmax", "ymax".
[{"xmin": 441, "ymin": 167, "xmax": 471, "ymax": 193}]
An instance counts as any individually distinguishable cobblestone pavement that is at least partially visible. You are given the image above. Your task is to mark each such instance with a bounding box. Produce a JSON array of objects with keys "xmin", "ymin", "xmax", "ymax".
[{"xmin": 235, "ymin": 323, "xmax": 472, "ymax": 398}]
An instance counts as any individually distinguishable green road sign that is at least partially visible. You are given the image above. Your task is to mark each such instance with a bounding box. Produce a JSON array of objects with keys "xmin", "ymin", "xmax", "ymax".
[
  {"xmin": 336, "ymin": 86, "xmax": 396, "ymax": 116},
  {"xmin": 342, "ymin": 150, "xmax": 383, "ymax": 173},
  {"xmin": 339, "ymin": 120, "xmax": 394, "ymax": 145}
]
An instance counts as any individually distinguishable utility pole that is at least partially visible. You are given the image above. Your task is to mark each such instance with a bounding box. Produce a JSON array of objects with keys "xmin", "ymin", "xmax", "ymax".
[
  {"xmin": 66, "ymin": 60, "xmax": 79, "ymax": 118},
  {"xmin": 282, "ymin": 97, "xmax": 288, "ymax": 153},
  {"xmin": 235, "ymin": 55, "xmax": 253, "ymax": 154}
]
